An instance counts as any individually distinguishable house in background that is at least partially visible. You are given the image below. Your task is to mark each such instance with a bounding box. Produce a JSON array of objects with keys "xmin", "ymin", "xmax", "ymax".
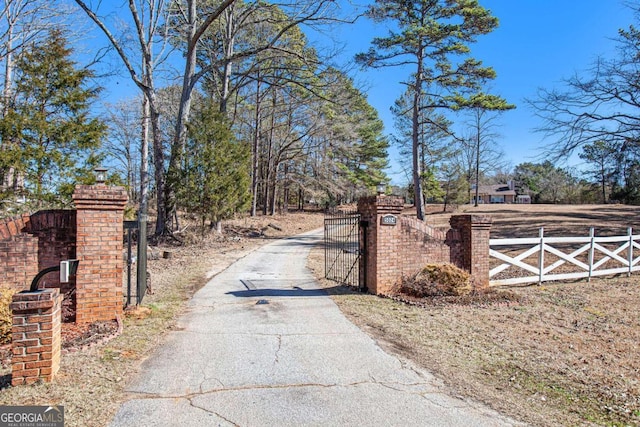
[{"xmin": 470, "ymin": 182, "xmax": 519, "ymax": 204}]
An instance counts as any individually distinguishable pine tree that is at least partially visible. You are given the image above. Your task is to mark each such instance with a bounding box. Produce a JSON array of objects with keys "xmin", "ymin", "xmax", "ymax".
[
  {"xmin": 356, "ymin": 0, "xmax": 507, "ymax": 219},
  {"xmin": 0, "ymin": 28, "xmax": 105, "ymax": 207},
  {"xmin": 322, "ymin": 69, "xmax": 389, "ymax": 194}
]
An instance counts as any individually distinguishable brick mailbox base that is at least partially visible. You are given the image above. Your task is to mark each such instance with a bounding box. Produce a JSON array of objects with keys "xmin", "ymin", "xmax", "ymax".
[{"xmin": 10, "ymin": 289, "xmax": 62, "ymax": 385}]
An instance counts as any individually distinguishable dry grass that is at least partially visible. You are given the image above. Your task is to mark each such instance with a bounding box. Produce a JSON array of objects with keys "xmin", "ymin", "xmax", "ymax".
[
  {"xmin": 309, "ymin": 203, "xmax": 640, "ymax": 427},
  {"xmin": 0, "ymin": 211, "xmax": 324, "ymax": 427},
  {"xmin": 422, "ymin": 203, "xmax": 640, "ymax": 238},
  {"xmin": 0, "ymin": 288, "xmax": 16, "ymax": 345}
]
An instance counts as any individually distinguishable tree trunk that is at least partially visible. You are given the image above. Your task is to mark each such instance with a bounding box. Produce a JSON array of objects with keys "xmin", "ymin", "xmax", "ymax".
[
  {"xmin": 412, "ymin": 60, "xmax": 425, "ymax": 220},
  {"xmin": 269, "ymin": 173, "xmax": 277, "ymax": 216},
  {"xmin": 283, "ymin": 163, "xmax": 289, "ymax": 214},
  {"xmin": 150, "ymin": 98, "xmax": 166, "ymax": 234},
  {"xmin": 165, "ymin": 0, "xmax": 198, "ymax": 233},
  {"xmin": 140, "ymin": 96, "xmax": 150, "ymax": 221},
  {"xmin": 251, "ymin": 75, "xmax": 261, "ymax": 216},
  {"xmin": 474, "ymin": 111, "xmax": 481, "ymax": 207},
  {"xmin": 263, "ymin": 92, "xmax": 277, "ymax": 215},
  {"xmin": 2, "ymin": 24, "xmax": 14, "ymax": 119},
  {"xmin": 219, "ymin": 5, "xmax": 235, "ymax": 114},
  {"xmin": 210, "ymin": 219, "xmax": 223, "ymax": 234},
  {"xmin": 600, "ymin": 164, "xmax": 607, "ymax": 203},
  {"xmin": 298, "ymin": 187, "xmax": 304, "ymax": 210}
]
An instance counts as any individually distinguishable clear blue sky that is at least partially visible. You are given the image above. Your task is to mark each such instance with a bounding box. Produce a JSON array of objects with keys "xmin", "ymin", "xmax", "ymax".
[
  {"xmin": 93, "ymin": 1, "xmax": 633, "ymax": 186},
  {"xmin": 323, "ymin": 0, "xmax": 632, "ymax": 185}
]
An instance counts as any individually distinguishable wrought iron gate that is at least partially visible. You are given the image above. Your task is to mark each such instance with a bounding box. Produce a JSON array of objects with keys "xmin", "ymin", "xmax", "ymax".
[{"xmin": 324, "ymin": 211, "xmax": 363, "ymax": 289}]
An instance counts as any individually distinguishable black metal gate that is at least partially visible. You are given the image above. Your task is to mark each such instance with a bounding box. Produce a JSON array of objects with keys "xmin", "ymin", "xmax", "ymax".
[
  {"xmin": 123, "ymin": 220, "xmax": 148, "ymax": 306},
  {"xmin": 324, "ymin": 211, "xmax": 363, "ymax": 289}
]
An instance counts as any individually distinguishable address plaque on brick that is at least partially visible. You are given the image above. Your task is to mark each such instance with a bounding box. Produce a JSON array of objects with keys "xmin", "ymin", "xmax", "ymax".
[{"xmin": 380, "ymin": 215, "xmax": 397, "ymax": 226}]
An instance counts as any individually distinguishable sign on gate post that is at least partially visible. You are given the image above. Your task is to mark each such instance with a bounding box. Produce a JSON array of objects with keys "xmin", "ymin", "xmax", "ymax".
[{"xmin": 380, "ymin": 215, "xmax": 397, "ymax": 226}]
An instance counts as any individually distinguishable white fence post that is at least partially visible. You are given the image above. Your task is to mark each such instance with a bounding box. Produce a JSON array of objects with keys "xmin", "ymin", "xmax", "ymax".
[
  {"xmin": 538, "ymin": 227, "xmax": 544, "ymax": 285},
  {"xmin": 628, "ymin": 227, "xmax": 633, "ymax": 277},
  {"xmin": 588, "ymin": 227, "xmax": 595, "ymax": 282}
]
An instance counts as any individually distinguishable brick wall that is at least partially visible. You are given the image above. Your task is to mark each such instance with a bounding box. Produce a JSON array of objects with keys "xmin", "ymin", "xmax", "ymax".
[
  {"xmin": 398, "ymin": 216, "xmax": 463, "ymax": 274},
  {"xmin": 6, "ymin": 184, "xmax": 127, "ymax": 386},
  {"xmin": 73, "ymin": 185, "xmax": 127, "ymax": 324},
  {"xmin": 358, "ymin": 196, "xmax": 492, "ymax": 294},
  {"xmin": 10, "ymin": 288, "xmax": 62, "ymax": 385},
  {"xmin": 27, "ymin": 211, "xmax": 77, "ymax": 294},
  {"xmin": 450, "ymin": 215, "xmax": 492, "ymax": 287},
  {"xmin": 358, "ymin": 195, "xmax": 405, "ymax": 294},
  {"xmin": 0, "ymin": 212, "xmax": 77, "ymax": 292},
  {"xmin": 0, "ymin": 220, "xmax": 38, "ymax": 290}
]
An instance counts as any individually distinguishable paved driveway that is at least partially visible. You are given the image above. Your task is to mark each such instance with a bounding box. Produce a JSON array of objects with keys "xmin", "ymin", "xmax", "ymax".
[{"xmin": 110, "ymin": 230, "xmax": 520, "ymax": 426}]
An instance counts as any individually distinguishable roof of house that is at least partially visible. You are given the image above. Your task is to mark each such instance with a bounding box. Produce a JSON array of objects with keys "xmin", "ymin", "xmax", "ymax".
[{"xmin": 472, "ymin": 184, "xmax": 517, "ymax": 196}]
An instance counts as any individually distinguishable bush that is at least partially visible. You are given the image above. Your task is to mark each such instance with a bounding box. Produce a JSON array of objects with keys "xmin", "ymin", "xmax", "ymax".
[
  {"xmin": 398, "ymin": 263, "xmax": 471, "ymax": 297},
  {"xmin": 0, "ymin": 287, "xmax": 16, "ymax": 344}
]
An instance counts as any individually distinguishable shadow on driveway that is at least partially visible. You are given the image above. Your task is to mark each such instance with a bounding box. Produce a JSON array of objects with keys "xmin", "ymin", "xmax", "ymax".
[{"xmin": 226, "ymin": 288, "xmax": 329, "ymax": 298}]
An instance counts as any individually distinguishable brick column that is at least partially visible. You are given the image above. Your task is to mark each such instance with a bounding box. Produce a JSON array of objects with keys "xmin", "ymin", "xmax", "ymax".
[
  {"xmin": 10, "ymin": 289, "xmax": 62, "ymax": 385},
  {"xmin": 73, "ymin": 185, "xmax": 127, "ymax": 324},
  {"xmin": 357, "ymin": 196, "xmax": 404, "ymax": 295},
  {"xmin": 450, "ymin": 215, "xmax": 492, "ymax": 289}
]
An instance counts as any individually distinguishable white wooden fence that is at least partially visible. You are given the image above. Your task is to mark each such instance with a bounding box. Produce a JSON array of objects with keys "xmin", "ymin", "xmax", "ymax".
[{"xmin": 489, "ymin": 227, "xmax": 640, "ymax": 286}]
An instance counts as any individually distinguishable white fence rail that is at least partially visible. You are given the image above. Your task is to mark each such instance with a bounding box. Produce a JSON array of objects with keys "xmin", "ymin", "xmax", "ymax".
[{"xmin": 489, "ymin": 227, "xmax": 640, "ymax": 286}]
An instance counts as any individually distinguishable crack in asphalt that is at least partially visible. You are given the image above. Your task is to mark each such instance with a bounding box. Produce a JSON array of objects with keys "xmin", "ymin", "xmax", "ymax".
[
  {"xmin": 274, "ymin": 335, "xmax": 282, "ymax": 364},
  {"xmin": 187, "ymin": 398, "xmax": 240, "ymax": 427},
  {"xmin": 126, "ymin": 378, "xmax": 430, "ymax": 401},
  {"xmin": 163, "ymin": 330, "xmax": 363, "ymax": 337},
  {"xmin": 418, "ymin": 392, "xmax": 474, "ymax": 410}
]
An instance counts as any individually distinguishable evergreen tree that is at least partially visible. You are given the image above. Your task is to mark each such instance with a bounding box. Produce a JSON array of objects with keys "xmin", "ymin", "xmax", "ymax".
[
  {"xmin": 578, "ymin": 140, "xmax": 618, "ymax": 203},
  {"xmin": 322, "ymin": 69, "xmax": 389, "ymax": 193},
  {"xmin": 421, "ymin": 167, "xmax": 444, "ymax": 203},
  {"xmin": 356, "ymin": 0, "xmax": 507, "ymax": 219},
  {"xmin": 0, "ymin": 28, "xmax": 105, "ymax": 207},
  {"xmin": 514, "ymin": 161, "xmax": 579, "ymax": 204},
  {"xmin": 181, "ymin": 101, "xmax": 250, "ymax": 232}
]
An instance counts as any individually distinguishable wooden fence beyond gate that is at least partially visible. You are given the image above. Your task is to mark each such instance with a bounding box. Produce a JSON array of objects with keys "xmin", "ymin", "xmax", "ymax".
[{"xmin": 490, "ymin": 227, "xmax": 640, "ymax": 286}]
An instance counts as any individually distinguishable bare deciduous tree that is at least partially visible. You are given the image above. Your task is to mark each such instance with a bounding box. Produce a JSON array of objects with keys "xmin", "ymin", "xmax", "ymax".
[{"xmin": 529, "ymin": 3, "xmax": 640, "ymax": 159}]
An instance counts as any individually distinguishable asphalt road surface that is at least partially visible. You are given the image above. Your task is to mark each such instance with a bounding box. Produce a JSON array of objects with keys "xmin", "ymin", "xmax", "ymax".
[{"xmin": 110, "ymin": 229, "xmax": 520, "ymax": 427}]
